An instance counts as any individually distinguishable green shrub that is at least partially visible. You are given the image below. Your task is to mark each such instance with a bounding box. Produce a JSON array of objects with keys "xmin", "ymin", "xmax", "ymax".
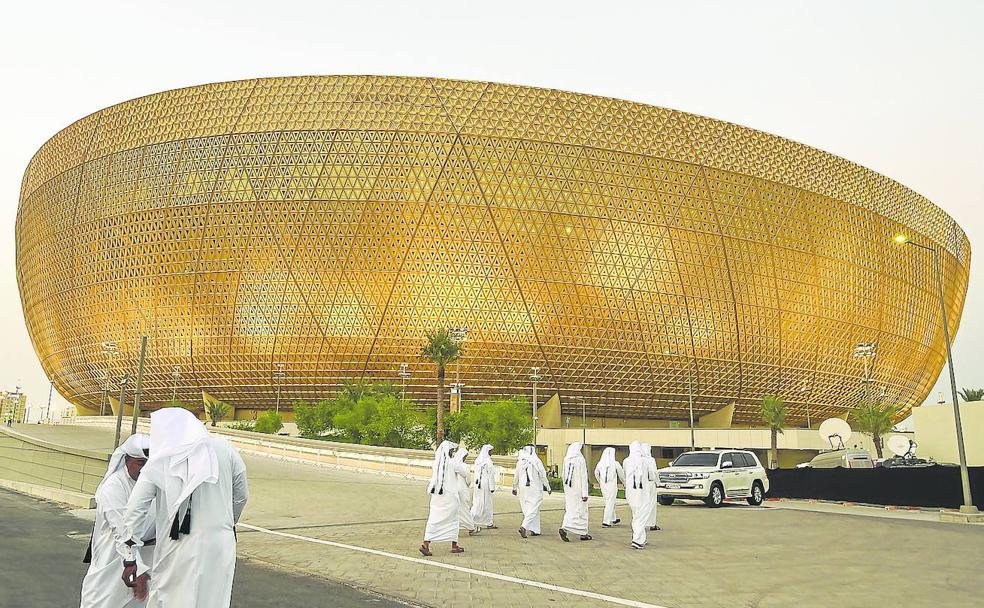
[
  {"xmin": 228, "ymin": 419, "xmax": 255, "ymax": 432},
  {"xmin": 452, "ymin": 397, "xmax": 533, "ymax": 454},
  {"xmin": 293, "ymin": 399, "xmax": 337, "ymax": 438},
  {"xmin": 254, "ymin": 410, "xmax": 284, "ymax": 434},
  {"xmin": 325, "ymin": 384, "xmax": 433, "ymax": 449}
]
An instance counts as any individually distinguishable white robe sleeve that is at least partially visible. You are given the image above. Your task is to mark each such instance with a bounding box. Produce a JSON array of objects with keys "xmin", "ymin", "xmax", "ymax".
[
  {"xmin": 120, "ymin": 475, "xmax": 157, "ymax": 575},
  {"xmin": 453, "ymin": 461, "xmax": 470, "ymax": 487},
  {"xmin": 230, "ymin": 446, "xmax": 249, "ymax": 524},
  {"xmin": 489, "ymin": 465, "xmax": 497, "ymax": 493},
  {"xmin": 616, "ymin": 462, "xmax": 626, "ymax": 484}
]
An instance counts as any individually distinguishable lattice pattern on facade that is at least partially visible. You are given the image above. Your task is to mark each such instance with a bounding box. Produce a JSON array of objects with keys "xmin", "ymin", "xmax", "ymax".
[{"xmin": 15, "ymin": 76, "xmax": 971, "ymax": 424}]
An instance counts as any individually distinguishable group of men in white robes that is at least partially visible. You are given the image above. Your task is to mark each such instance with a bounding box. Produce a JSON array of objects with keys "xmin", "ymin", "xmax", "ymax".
[
  {"xmin": 421, "ymin": 439, "xmax": 662, "ymax": 553},
  {"xmin": 421, "ymin": 440, "xmax": 500, "ymax": 555},
  {"xmin": 80, "ymin": 407, "xmax": 249, "ymax": 607}
]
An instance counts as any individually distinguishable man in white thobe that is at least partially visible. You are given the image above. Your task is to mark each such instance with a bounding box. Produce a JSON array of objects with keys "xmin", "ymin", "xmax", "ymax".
[
  {"xmin": 513, "ymin": 445, "xmax": 550, "ymax": 538},
  {"xmin": 119, "ymin": 408, "xmax": 249, "ymax": 607},
  {"xmin": 453, "ymin": 447, "xmax": 480, "ymax": 535},
  {"xmin": 559, "ymin": 442, "xmax": 591, "ymax": 541},
  {"xmin": 420, "ymin": 440, "xmax": 465, "ymax": 555},
  {"xmin": 642, "ymin": 443, "xmax": 661, "ymax": 531},
  {"xmin": 471, "ymin": 444, "xmax": 497, "ymax": 529},
  {"xmin": 623, "ymin": 441, "xmax": 648, "ymax": 549},
  {"xmin": 80, "ymin": 434, "xmax": 153, "ymax": 607},
  {"xmin": 594, "ymin": 447, "xmax": 624, "ymax": 528}
]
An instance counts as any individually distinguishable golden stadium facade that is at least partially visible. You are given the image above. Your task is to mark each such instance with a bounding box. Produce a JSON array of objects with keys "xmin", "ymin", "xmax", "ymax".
[{"xmin": 15, "ymin": 76, "xmax": 970, "ymax": 424}]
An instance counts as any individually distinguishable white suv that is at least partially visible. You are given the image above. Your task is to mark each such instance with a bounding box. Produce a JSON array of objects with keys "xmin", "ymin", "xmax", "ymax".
[{"xmin": 657, "ymin": 450, "xmax": 769, "ymax": 507}]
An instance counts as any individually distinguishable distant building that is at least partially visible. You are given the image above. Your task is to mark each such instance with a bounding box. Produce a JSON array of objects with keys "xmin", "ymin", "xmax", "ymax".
[{"xmin": 1, "ymin": 390, "xmax": 27, "ymax": 424}]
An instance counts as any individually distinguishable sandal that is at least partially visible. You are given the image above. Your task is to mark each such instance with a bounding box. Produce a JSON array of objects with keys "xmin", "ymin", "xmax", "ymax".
[
  {"xmin": 419, "ymin": 544, "xmax": 432, "ymax": 557},
  {"xmin": 487, "ymin": 524, "xmax": 498, "ymax": 529},
  {"xmin": 518, "ymin": 527, "xmax": 528, "ymax": 539},
  {"xmin": 579, "ymin": 534, "xmax": 593, "ymax": 541},
  {"xmin": 559, "ymin": 528, "xmax": 570, "ymax": 542},
  {"xmin": 450, "ymin": 546, "xmax": 465, "ymax": 554}
]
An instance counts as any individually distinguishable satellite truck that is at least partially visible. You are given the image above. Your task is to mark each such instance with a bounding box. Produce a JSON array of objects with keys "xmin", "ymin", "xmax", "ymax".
[{"xmin": 799, "ymin": 418, "xmax": 874, "ymax": 469}]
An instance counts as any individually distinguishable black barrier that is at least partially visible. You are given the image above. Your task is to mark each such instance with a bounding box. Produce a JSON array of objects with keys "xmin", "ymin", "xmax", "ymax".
[{"xmin": 767, "ymin": 465, "xmax": 984, "ymax": 509}]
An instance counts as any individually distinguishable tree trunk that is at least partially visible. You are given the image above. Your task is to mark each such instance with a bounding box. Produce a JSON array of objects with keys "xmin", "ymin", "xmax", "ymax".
[
  {"xmin": 770, "ymin": 428, "xmax": 778, "ymax": 469},
  {"xmin": 435, "ymin": 365, "xmax": 445, "ymax": 445},
  {"xmin": 873, "ymin": 434, "xmax": 883, "ymax": 459}
]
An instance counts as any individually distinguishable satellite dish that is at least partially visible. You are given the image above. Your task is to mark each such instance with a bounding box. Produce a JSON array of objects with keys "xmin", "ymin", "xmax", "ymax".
[
  {"xmin": 887, "ymin": 435, "xmax": 915, "ymax": 458},
  {"xmin": 818, "ymin": 418, "xmax": 852, "ymax": 449}
]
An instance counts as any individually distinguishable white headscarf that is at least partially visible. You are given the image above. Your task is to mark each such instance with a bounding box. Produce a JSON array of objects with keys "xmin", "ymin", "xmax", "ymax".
[
  {"xmin": 427, "ymin": 440, "xmax": 458, "ymax": 495},
  {"xmin": 474, "ymin": 444, "xmax": 494, "ymax": 488},
  {"xmin": 145, "ymin": 408, "xmax": 218, "ymax": 521},
  {"xmin": 474, "ymin": 444, "xmax": 493, "ymax": 468},
  {"xmin": 594, "ymin": 446, "xmax": 618, "ymax": 484},
  {"xmin": 563, "ymin": 442, "xmax": 584, "ymax": 487},
  {"xmin": 624, "ymin": 441, "xmax": 646, "ymax": 490},
  {"xmin": 97, "ymin": 433, "xmax": 150, "ymax": 493},
  {"xmin": 516, "ymin": 444, "xmax": 544, "ymax": 487}
]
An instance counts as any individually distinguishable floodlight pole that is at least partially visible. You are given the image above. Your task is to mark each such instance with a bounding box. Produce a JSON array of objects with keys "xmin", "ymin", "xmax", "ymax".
[
  {"xmin": 531, "ymin": 367, "xmax": 540, "ymax": 448},
  {"xmin": 44, "ymin": 380, "xmax": 53, "ymax": 424},
  {"xmin": 898, "ymin": 235, "xmax": 975, "ymax": 512},
  {"xmin": 130, "ymin": 336, "xmax": 148, "ymax": 435}
]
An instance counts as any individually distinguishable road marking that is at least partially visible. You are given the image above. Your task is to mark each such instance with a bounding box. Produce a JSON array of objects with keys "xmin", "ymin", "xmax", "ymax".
[{"xmin": 238, "ymin": 522, "xmax": 670, "ymax": 608}]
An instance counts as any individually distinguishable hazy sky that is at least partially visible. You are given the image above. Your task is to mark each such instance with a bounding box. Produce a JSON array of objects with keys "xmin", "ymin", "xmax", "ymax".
[{"xmin": 1, "ymin": 0, "xmax": 981, "ymax": 421}]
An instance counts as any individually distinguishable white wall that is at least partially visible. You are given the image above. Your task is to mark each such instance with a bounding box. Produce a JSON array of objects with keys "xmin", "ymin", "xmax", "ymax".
[{"xmin": 913, "ymin": 402, "xmax": 984, "ymax": 466}]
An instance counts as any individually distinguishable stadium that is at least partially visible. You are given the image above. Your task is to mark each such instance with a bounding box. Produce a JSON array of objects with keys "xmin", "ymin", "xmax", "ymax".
[{"xmin": 15, "ymin": 76, "xmax": 970, "ymax": 426}]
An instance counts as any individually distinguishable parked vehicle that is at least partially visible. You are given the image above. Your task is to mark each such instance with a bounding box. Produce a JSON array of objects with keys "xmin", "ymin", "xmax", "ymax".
[
  {"xmin": 657, "ymin": 450, "xmax": 769, "ymax": 508},
  {"xmin": 804, "ymin": 448, "xmax": 874, "ymax": 469}
]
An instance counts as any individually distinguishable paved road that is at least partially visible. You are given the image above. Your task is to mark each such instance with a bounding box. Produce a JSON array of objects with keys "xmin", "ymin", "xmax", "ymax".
[
  {"xmin": 0, "ymin": 489, "xmax": 408, "ymax": 608},
  {"xmin": 10, "ymin": 424, "xmax": 984, "ymax": 608}
]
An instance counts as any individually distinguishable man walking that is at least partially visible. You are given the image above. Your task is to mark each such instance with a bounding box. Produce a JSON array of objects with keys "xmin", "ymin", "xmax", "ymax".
[
  {"xmin": 119, "ymin": 408, "xmax": 249, "ymax": 607},
  {"xmin": 80, "ymin": 433, "xmax": 153, "ymax": 607},
  {"xmin": 513, "ymin": 445, "xmax": 550, "ymax": 538},
  {"xmin": 642, "ymin": 443, "xmax": 661, "ymax": 531},
  {"xmin": 559, "ymin": 442, "xmax": 591, "ymax": 542},
  {"xmin": 420, "ymin": 440, "xmax": 465, "ymax": 555},
  {"xmin": 623, "ymin": 441, "xmax": 648, "ymax": 549},
  {"xmin": 471, "ymin": 444, "xmax": 497, "ymax": 530},
  {"xmin": 594, "ymin": 447, "xmax": 624, "ymax": 528}
]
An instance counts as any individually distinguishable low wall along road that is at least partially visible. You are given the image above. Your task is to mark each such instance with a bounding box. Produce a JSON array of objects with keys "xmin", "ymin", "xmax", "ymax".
[{"xmin": 0, "ymin": 425, "xmax": 107, "ymax": 507}]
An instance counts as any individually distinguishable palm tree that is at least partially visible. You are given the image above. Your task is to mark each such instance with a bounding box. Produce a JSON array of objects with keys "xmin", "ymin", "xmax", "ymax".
[
  {"xmin": 421, "ymin": 328, "xmax": 463, "ymax": 444},
  {"xmin": 760, "ymin": 395, "xmax": 787, "ymax": 469},
  {"xmin": 958, "ymin": 388, "xmax": 983, "ymax": 402},
  {"xmin": 851, "ymin": 401, "xmax": 899, "ymax": 459},
  {"xmin": 205, "ymin": 400, "xmax": 231, "ymax": 427}
]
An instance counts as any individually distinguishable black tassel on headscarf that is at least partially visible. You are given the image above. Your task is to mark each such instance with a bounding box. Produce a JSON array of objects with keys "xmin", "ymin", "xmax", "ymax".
[
  {"xmin": 180, "ymin": 497, "xmax": 192, "ymax": 534},
  {"xmin": 169, "ymin": 496, "xmax": 193, "ymax": 540}
]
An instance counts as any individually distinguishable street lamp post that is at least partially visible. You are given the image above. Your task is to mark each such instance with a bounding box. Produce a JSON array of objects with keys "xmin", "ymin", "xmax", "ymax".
[
  {"xmin": 450, "ymin": 327, "xmax": 468, "ymax": 409},
  {"xmin": 398, "ymin": 363, "xmax": 411, "ymax": 401},
  {"xmin": 171, "ymin": 366, "xmax": 181, "ymax": 402},
  {"xmin": 666, "ymin": 350, "xmax": 696, "ymax": 449},
  {"xmin": 530, "ymin": 367, "xmax": 541, "ymax": 448},
  {"xmin": 895, "ymin": 233, "xmax": 976, "ymax": 513},
  {"xmin": 100, "ymin": 341, "xmax": 118, "ymax": 416},
  {"xmin": 853, "ymin": 341, "xmax": 878, "ymax": 403},
  {"xmin": 274, "ymin": 364, "xmax": 285, "ymax": 413},
  {"xmin": 113, "ymin": 374, "xmax": 131, "ymax": 450}
]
